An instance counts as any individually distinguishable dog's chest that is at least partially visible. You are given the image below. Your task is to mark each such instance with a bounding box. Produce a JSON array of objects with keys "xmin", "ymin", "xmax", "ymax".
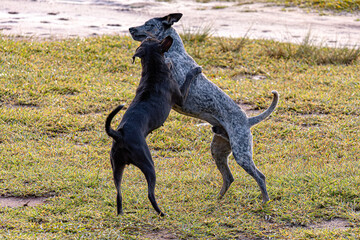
[{"xmin": 165, "ymin": 51, "xmax": 197, "ymax": 85}]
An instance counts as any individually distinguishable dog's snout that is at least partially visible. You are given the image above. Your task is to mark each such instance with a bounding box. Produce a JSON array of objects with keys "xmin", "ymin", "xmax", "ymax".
[{"xmin": 129, "ymin": 27, "xmax": 136, "ymax": 34}]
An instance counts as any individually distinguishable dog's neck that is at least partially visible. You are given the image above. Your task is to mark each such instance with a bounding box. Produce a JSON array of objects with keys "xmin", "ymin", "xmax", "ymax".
[
  {"xmin": 140, "ymin": 53, "xmax": 169, "ymax": 81},
  {"xmin": 163, "ymin": 28, "xmax": 186, "ymax": 53}
]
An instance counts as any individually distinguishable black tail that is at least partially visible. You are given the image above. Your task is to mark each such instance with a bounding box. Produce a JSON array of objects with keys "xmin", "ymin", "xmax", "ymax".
[
  {"xmin": 248, "ymin": 91, "xmax": 279, "ymax": 127},
  {"xmin": 105, "ymin": 104, "xmax": 125, "ymax": 143}
]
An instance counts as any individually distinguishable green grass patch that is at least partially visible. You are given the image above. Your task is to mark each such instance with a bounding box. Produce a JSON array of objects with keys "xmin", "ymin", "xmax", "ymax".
[
  {"xmin": 0, "ymin": 34, "xmax": 359, "ymax": 239},
  {"xmin": 269, "ymin": 0, "xmax": 360, "ymax": 12},
  {"xmin": 212, "ymin": 5, "xmax": 228, "ymax": 9},
  {"xmin": 195, "ymin": 0, "xmax": 360, "ymax": 12},
  {"xmin": 263, "ymin": 32, "xmax": 360, "ymax": 65}
]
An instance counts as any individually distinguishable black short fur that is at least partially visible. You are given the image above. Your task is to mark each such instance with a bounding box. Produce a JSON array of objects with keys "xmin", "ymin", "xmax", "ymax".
[{"xmin": 105, "ymin": 36, "xmax": 201, "ymax": 216}]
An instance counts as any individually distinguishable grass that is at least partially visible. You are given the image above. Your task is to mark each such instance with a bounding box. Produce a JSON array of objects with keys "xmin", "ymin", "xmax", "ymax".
[
  {"xmin": 263, "ymin": 32, "xmax": 360, "ymax": 65},
  {"xmin": 268, "ymin": 0, "xmax": 360, "ymax": 12},
  {"xmin": 195, "ymin": 0, "xmax": 360, "ymax": 12},
  {"xmin": 212, "ymin": 5, "xmax": 228, "ymax": 9},
  {"xmin": 180, "ymin": 24, "xmax": 214, "ymax": 43},
  {"xmin": 0, "ymin": 34, "xmax": 360, "ymax": 239},
  {"xmin": 217, "ymin": 27, "xmax": 251, "ymax": 53}
]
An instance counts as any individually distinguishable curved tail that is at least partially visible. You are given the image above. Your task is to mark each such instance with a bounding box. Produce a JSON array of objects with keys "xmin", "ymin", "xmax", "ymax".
[
  {"xmin": 248, "ymin": 91, "xmax": 279, "ymax": 127},
  {"xmin": 105, "ymin": 104, "xmax": 125, "ymax": 143}
]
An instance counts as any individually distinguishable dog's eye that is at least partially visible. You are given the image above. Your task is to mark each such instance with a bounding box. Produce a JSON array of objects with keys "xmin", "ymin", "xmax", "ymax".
[{"xmin": 146, "ymin": 23, "xmax": 155, "ymax": 30}]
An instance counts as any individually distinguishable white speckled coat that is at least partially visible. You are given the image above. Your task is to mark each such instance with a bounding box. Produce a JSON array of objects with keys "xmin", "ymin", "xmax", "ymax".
[{"xmin": 129, "ymin": 13, "xmax": 279, "ymax": 204}]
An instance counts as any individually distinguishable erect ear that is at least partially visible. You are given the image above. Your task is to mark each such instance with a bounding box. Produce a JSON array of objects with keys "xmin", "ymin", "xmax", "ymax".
[
  {"xmin": 132, "ymin": 46, "xmax": 144, "ymax": 63},
  {"xmin": 160, "ymin": 36, "xmax": 173, "ymax": 53},
  {"xmin": 161, "ymin": 13, "xmax": 183, "ymax": 27}
]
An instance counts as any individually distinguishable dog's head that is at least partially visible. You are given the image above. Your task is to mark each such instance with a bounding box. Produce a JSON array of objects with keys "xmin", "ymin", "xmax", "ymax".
[
  {"xmin": 129, "ymin": 13, "xmax": 182, "ymax": 42},
  {"xmin": 132, "ymin": 36, "xmax": 173, "ymax": 63}
]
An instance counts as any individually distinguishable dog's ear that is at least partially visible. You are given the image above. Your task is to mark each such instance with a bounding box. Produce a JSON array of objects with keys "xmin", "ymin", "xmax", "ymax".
[
  {"xmin": 132, "ymin": 46, "xmax": 144, "ymax": 63},
  {"xmin": 160, "ymin": 36, "xmax": 173, "ymax": 53},
  {"xmin": 161, "ymin": 13, "xmax": 183, "ymax": 27}
]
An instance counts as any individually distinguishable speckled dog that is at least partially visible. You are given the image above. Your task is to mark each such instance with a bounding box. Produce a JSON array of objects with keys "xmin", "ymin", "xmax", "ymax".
[{"xmin": 129, "ymin": 13, "xmax": 279, "ymax": 203}]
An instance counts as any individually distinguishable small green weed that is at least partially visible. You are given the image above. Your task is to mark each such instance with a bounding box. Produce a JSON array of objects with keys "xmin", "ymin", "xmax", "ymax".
[
  {"xmin": 217, "ymin": 27, "xmax": 251, "ymax": 52},
  {"xmin": 180, "ymin": 24, "xmax": 214, "ymax": 43}
]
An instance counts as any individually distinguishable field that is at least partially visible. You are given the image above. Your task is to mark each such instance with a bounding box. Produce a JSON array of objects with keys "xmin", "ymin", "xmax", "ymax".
[
  {"xmin": 267, "ymin": 0, "xmax": 360, "ymax": 11},
  {"xmin": 0, "ymin": 33, "xmax": 359, "ymax": 239},
  {"xmin": 198, "ymin": 0, "xmax": 360, "ymax": 12}
]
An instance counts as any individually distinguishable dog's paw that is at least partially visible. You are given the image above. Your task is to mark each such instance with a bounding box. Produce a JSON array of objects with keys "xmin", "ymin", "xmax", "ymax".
[
  {"xmin": 194, "ymin": 66, "xmax": 202, "ymax": 75},
  {"xmin": 166, "ymin": 59, "xmax": 174, "ymax": 70}
]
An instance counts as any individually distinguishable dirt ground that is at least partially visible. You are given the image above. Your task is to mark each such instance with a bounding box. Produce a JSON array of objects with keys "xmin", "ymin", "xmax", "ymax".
[
  {"xmin": 0, "ymin": 196, "xmax": 48, "ymax": 208},
  {"xmin": 1, "ymin": 0, "xmax": 360, "ymax": 47}
]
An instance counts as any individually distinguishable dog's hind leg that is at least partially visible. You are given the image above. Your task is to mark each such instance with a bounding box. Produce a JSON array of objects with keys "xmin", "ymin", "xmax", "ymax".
[
  {"xmin": 136, "ymin": 161, "xmax": 165, "ymax": 216},
  {"xmin": 211, "ymin": 134, "xmax": 234, "ymax": 198},
  {"xmin": 132, "ymin": 144, "xmax": 165, "ymax": 216},
  {"xmin": 112, "ymin": 162, "xmax": 126, "ymax": 215},
  {"xmin": 229, "ymin": 130, "xmax": 270, "ymax": 203}
]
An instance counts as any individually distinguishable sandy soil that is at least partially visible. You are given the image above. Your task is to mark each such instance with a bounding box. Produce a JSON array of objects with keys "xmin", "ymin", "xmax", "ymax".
[
  {"xmin": 0, "ymin": 196, "xmax": 48, "ymax": 208},
  {"xmin": 1, "ymin": 0, "xmax": 359, "ymax": 46}
]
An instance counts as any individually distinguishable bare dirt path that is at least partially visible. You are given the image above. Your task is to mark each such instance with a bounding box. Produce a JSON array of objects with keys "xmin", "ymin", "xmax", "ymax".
[{"xmin": 1, "ymin": 0, "xmax": 359, "ymax": 46}]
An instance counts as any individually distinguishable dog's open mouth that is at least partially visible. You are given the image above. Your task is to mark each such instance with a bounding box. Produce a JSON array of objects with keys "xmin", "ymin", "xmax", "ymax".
[{"xmin": 131, "ymin": 34, "xmax": 148, "ymax": 41}]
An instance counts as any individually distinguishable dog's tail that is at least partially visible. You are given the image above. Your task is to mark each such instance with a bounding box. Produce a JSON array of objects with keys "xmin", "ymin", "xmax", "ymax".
[
  {"xmin": 105, "ymin": 104, "xmax": 125, "ymax": 143},
  {"xmin": 248, "ymin": 91, "xmax": 279, "ymax": 127}
]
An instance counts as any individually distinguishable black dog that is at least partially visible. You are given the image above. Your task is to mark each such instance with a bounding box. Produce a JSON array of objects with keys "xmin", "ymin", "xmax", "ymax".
[{"xmin": 105, "ymin": 36, "xmax": 201, "ymax": 216}]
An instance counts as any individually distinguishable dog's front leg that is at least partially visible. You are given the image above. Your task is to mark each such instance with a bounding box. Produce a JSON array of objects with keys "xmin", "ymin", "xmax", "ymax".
[{"xmin": 178, "ymin": 66, "xmax": 202, "ymax": 104}]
